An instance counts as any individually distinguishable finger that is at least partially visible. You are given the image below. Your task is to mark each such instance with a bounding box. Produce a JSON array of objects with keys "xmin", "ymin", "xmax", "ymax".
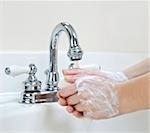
[
  {"xmin": 56, "ymin": 91, "xmax": 61, "ymax": 98},
  {"xmin": 83, "ymin": 111, "xmax": 100, "ymax": 120},
  {"xmin": 66, "ymin": 94, "xmax": 80, "ymax": 105},
  {"xmin": 77, "ymin": 91, "xmax": 90, "ymax": 100},
  {"xmin": 59, "ymin": 84, "xmax": 77, "ymax": 98},
  {"xmin": 64, "ymin": 75, "xmax": 76, "ymax": 83},
  {"xmin": 74, "ymin": 103, "xmax": 85, "ymax": 112},
  {"xmin": 73, "ymin": 111, "xmax": 83, "ymax": 118},
  {"xmin": 58, "ymin": 97, "xmax": 67, "ymax": 106},
  {"xmin": 62, "ymin": 68, "xmax": 81, "ymax": 76},
  {"xmin": 66, "ymin": 105, "xmax": 74, "ymax": 113}
]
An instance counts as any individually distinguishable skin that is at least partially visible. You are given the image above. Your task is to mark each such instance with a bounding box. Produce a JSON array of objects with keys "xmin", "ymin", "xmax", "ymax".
[
  {"xmin": 123, "ymin": 58, "xmax": 149, "ymax": 79},
  {"xmin": 57, "ymin": 58, "xmax": 150, "ymax": 119},
  {"xmin": 117, "ymin": 72, "xmax": 150, "ymax": 115}
]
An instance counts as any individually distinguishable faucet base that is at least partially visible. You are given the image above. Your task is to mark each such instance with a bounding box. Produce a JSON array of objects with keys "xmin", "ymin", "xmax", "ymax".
[{"xmin": 21, "ymin": 90, "xmax": 58, "ymax": 104}]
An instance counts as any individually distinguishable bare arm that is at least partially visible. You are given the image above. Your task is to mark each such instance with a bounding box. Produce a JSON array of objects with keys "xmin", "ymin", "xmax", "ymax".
[
  {"xmin": 117, "ymin": 72, "xmax": 150, "ymax": 115},
  {"xmin": 123, "ymin": 58, "xmax": 149, "ymax": 79}
]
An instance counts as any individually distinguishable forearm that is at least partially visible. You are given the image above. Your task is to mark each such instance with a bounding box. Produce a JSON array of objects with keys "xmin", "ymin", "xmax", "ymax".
[
  {"xmin": 117, "ymin": 72, "xmax": 150, "ymax": 115},
  {"xmin": 123, "ymin": 58, "xmax": 149, "ymax": 79}
]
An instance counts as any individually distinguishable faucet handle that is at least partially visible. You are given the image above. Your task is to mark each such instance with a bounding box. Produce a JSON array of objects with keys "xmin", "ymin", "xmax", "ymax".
[
  {"xmin": 5, "ymin": 65, "xmax": 30, "ymax": 77},
  {"xmin": 5, "ymin": 64, "xmax": 42, "ymax": 92}
]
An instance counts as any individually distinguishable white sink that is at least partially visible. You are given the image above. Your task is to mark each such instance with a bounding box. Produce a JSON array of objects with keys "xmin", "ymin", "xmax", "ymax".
[
  {"xmin": 0, "ymin": 92, "xmax": 149, "ymax": 133},
  {"xmin": 0, "ymin": 93, "xmax": 97, "ymax": 133},
  {"xmin": 0, "ymin": 52, "xmax": 149, "ymax": 133}
]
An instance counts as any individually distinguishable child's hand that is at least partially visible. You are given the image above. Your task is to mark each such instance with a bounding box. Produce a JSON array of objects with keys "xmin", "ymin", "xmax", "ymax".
[
  {"xmin": 57, "ymin": 68, "xmax": 126, "ymax": 119},
  {"xmin": 57, "ymin": 84, "xmax": 83, "ymax": 118}
]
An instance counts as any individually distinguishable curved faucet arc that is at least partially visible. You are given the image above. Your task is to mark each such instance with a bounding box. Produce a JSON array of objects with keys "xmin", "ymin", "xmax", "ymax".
[{"xmin": 46, "ymin": 22, "xmax": 83, "ymax": 91}]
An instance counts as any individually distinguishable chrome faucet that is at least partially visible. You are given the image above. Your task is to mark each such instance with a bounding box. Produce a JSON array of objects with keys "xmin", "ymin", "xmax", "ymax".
[
  {"xmin": 45, "ymin": 22, "xmax": 83, "ymax": 92},
  {"xmin": 5, "ymin": 22, "xmax": 83, "ymax": 103}
]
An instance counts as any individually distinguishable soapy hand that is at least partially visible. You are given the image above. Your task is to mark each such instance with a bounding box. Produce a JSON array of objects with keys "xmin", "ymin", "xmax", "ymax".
[
  {"xmin": 57, "ymin": 68, "xmax": 128, "ymax": 119},
  {"xmin": 63, "ymin": 68, "xmax": 127, "ymax": 83}
]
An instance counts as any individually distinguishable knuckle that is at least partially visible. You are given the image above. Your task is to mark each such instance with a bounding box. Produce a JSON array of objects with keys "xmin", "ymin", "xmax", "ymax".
[{"xmin": 66, "ymin": 97, "xmax": 72, "ymax": 105}]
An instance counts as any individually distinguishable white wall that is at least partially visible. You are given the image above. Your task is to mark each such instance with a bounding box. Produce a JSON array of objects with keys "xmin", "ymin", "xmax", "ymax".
[{"xmin": 0, "ymin": 1, "xmax": 148, "ymax": 53}]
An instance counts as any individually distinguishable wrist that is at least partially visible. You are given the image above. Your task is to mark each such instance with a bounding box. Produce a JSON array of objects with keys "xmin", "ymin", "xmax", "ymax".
[
  {"xmin": 115, "ymin": 72, "xmax": 128, "ymax": 82},
  {"xmin": 116, "ymin": 81, "xmax": 139, "ymax": 115},
  {"xmin": 116, "ymin": 82, "xmax": 130, "ymax": 115},
  {"xmin": 116, "ymin": 74, "xmax": 149, "ymax": 115},
  {"xmin": 100, "ymin": 71, "xmax": 128, "ymax": 82}
]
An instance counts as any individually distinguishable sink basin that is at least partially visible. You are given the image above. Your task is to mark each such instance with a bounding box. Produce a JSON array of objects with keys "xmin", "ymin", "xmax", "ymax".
[
  {"xmin": 0, "ymin": 93, "xmax": 149, "ymax": 133},
  {"xmin": 0, "ymin": 93, "xmax": 94, "ymax": 133}
]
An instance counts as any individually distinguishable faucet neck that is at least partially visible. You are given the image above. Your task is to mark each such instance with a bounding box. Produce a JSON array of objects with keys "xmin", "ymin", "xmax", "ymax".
[
  {"xmin": 49, "ymin": 22, "xmax": 83, "ymax": 70},
  {"xmin": 46, "ymin": 22, "xmax": 83, "ymax": 91}
]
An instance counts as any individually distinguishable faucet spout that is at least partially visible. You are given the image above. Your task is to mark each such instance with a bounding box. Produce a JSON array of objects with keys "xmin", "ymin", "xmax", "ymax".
[{"xmin": 46, "ymin": 22, "xmax": 83, "ymax": 92}]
